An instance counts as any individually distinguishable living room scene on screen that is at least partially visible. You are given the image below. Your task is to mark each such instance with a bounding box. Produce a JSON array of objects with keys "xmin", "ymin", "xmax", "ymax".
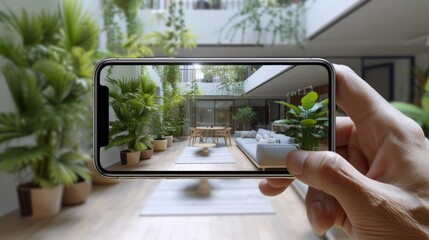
[{"xmin": 99, "ymin": 64, "xmax": 330, "ymax": 171}]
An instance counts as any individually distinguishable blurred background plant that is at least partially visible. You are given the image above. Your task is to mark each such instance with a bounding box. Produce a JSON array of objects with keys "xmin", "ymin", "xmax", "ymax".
[
  {"xmin": 0, "ymin": 0, "xmax": 97, "ymax": 187},
  {"xmin": 102, "ymin": 0, "xmax": 196, "ymax": 57},
  {"xmin": 391, "ymin": 68, "xmax": 429, "ymax": 137}
]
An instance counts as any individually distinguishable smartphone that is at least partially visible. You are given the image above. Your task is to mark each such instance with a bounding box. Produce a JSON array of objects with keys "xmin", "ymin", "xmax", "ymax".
[{"xmin": 93, "ymin": 58, "xmax": 335, "ymax": 178}]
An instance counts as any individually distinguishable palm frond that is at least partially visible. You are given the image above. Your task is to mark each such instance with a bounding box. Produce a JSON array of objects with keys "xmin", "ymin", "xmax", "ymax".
[
  {"xmin": 0, "ymin": 113, "xmax": 33, "ymax": 143},
  {"xmin": 59, "ymin": 0, "xmax": 99, "ymax": 51},
  {"xmin": 2, "ymin": 64, "xmax": 44, "ymax": 114},
  {"xmin": 0, "ymin": 39, "xmax": 29, "ymax": 67},
  {"xmin": 0, "ymin": 8, "xmax": 43, "ymax": 47},
  {"xmin": 0, "ymin": 146, "xmax": 49, "ymax": 172}
]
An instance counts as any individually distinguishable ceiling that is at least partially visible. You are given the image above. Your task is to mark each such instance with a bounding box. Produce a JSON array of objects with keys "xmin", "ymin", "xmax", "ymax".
[
  {"xmin": 177, "ymin": 0, "xmax": 429, "ymax": 57},
  {"xmin": 245, "ymin": 65, "xmax": 329, "ymax": 98}
]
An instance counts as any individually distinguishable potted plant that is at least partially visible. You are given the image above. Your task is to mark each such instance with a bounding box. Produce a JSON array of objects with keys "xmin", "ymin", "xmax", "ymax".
[
  {"xmin": 152, "ymin": 115, "xmax": 168, "ymax": 151},
  {"xmin": 106, "ymin": 76, "xmax": 149, "ymax": 166},
  {"xmin": 274, "ymin": 91, "xmax": 329, "ymax": 150},
  {"xmin": 140, "ymin": 135, "xmax": 154, "ymax": 160},
  {"xmin": 233, "ymin": 106, "xmax": 257, "ymax": 130},
  {"xmin": 0, "ymin": 0, "xmax": 96, "ymax": 217}
]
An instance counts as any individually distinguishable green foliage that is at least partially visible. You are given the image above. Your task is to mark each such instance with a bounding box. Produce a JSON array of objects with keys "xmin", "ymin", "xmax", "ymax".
[
  {"xmin": 218, "ymin": 0, "xmax": 305, "ymax": 46},
  {"xmin": 392, "ymin": 78, "xmax": 429, "ymax": 137},
  {"xmin": 209, "ymin": 65, "xmax": 249, "ymax": 96},
  {"xmin": 102, "ymin": 0, "xmax": 196, "ymax": 57},
  {"xmin": 0, "ymin": 0, "xmax": 98, "ymax": 187},
  {"xmin": 107, "ymin": 67, "xmax": 158, "ymax": 151},
  {"xmin": 147, "ymin": 1, "xmax": 196, "ymax": 56},
  {"xmin": 275, "ymin": 91, "xmax": 329, "ymax": 150},
  {"xmin": 233, "ymin": 106, "xmax": 257, "ymax": 130}
]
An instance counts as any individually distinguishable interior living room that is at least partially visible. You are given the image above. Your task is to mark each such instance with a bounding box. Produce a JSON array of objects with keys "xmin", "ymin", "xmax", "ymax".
[
  {"xmin": 1, "ymin": 0, "xmax": 429, "ymax": 239},
  {"xmin": 100, "ymin": 63, "xmax": 330, "ymax": 172}
]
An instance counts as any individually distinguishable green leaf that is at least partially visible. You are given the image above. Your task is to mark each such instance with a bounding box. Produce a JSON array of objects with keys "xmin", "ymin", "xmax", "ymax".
[
  {"xmin": 301, "ymin": 91, "xmax": 318, "ymax": 110},
  {"xmin": 391, "ymin": 102, "xmax": 429, "ymax": 126},
  {"xmin": 300, "ymin": 119, "xmax": 317, "ymax": 127},
  {"xmin": 0, "ymin": 146, "xmax": 49, "ymax": 172},
  {"xmin": 276, "ymin": 101, "xmax": 301, "ymax": 115}
]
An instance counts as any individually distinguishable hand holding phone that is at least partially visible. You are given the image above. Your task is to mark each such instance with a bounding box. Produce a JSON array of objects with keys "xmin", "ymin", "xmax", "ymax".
[{"xmin": 93, "ymin": 58, "xmax": 335, "ymax": 178}]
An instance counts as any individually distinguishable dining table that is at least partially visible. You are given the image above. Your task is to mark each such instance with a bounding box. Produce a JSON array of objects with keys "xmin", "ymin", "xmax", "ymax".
[{"xmin": 196, "ymin": 126, "xmax": 226, "ymax": 144}]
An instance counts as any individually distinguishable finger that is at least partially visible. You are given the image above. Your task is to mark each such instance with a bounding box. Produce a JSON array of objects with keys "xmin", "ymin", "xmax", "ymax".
[
  {"xmin": 259, "ymin": 179, "xmax": 293, "ymax": 196},
  {"xmin": 305, "ymin": 187, "xmax": 351, "ymax": 236},
  {"xmin": 286, "ymin": 150, "xmax": 369, "ymax": 208},
  {"xmin": 336, "ymin": 116, "xmax": 354, "ymax": 148},
  {"xmin": 334, "ymin": 64, "xmax": 393, "ymax": 126}
]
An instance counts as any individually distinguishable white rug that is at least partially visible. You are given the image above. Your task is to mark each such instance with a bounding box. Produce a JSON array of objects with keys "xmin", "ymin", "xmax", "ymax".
[
  {"xmin": 175, "ymin": 146, "xmax": 236, "ymax": 164},
  {"xmin": 140, "ymin": 179, "xmax": 275, "ymax": 216}
]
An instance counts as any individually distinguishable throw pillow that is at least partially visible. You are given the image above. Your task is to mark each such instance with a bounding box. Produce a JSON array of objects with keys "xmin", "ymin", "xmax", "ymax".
[
  {"xmin": 263, "ymin": 134, "xmax": 270, "ymax": 140},
  {"xmin": 267, "ymin": 138, "xmax": 277, "ymax": 144},
  {"xmin": 241, "ymin": 131, "xmax": 251, "ymax": 138},
  {"xmin": 258, "ymin": 138, "xmax": 268, "ymax": 143},
  {"xmin": 249, "ymin": 130, "xmax": 257, "ymax": 138},
  {"xmin": 255, "ymin": 134, "xmax": 263, "ymax": 141}
]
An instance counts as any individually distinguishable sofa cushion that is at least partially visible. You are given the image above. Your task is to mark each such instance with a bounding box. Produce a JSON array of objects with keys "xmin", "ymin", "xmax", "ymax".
[
  {"xmin": 255, "ymin": 134, "xmax": 263, "ymax": 141},
  {"xmin": 241, "ymin": 130, "xmax": 257, "ymax": 138},
  {"xmin": 257, "ymin": 128, "xmax": 273, "ymax": 138},
  {"xmin": 274, "ymin": 134, "xmax": 294, "ymax": 144}
]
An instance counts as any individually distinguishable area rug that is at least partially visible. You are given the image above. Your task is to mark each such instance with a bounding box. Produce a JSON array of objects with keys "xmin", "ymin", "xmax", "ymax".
[
  {"xmin": 140, "ymin": 179, "xmax": 275, "ymax": 216},
  {"xmin": 175, "ymin": 146, "xmax": 236, "ymax": 164}
]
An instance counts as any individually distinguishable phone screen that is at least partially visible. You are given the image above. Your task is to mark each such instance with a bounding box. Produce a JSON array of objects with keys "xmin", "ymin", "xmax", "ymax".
[{"xmin": 94, "ymin": 58, "xmax": 335, "ymax": 178}]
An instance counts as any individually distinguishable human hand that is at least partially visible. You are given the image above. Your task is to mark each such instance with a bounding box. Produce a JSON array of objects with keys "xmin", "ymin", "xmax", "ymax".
[{"xmin": 259, "ymin": 64, "xmax": 429, "ymax": 239}]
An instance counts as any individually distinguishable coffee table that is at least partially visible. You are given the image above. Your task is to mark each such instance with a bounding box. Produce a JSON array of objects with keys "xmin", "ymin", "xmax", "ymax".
[{"xmin": 194, "ymin": 143, "xmax": 216, "ymax": 154}]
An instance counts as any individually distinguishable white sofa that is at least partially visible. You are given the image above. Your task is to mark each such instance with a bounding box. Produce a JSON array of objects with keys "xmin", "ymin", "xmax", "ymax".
[{"xmin": 235, "ymin": 128, "xmax": 297, "ymax": 170}]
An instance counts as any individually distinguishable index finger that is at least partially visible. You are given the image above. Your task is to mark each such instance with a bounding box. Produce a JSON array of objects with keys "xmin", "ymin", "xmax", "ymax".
[{"xmin": 334, "ymin": 64, "xmax": 395, "ymax": 126}]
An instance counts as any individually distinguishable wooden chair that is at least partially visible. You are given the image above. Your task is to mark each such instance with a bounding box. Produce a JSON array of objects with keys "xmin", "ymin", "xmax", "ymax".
[
  {"xmin": 188, "ymin": 127, "xmax": 202, "ymax": 145},
  {"xmin": 215, "ymin": 128, "xmax": 232, "ymax": 146}
]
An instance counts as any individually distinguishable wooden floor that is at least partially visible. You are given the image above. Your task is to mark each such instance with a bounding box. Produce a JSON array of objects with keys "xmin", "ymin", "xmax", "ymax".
[
  {"xmin": 107, "ymin": 138, "xmax": 261, "ymax": 171},
  {"xmin": 0, "ymin": 179, "xmax": 322, "ymax": 240}
]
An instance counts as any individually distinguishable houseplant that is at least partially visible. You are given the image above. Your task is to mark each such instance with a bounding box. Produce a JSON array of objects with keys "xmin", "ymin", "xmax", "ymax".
[
  {"xmin": 106, "ymin": 74, "xmax": 156, "ymax": 165},
  {"xmin": 233, "ymin": 106, "xmax": 257, "ymax": 130},
  {"xmin": 0, "ymin": 0, "xmax": 96, "ymax": 217},
  {"xmin": 274, "ymin": 91, "xmax": 329, "ymax": 150},
  {"xmin": 391, "ymin": 77, "xmax": 429, "ymax": 137},
  {"xmin": 151, "ymin": 115, "xmax": 168, "ymax": 151}
]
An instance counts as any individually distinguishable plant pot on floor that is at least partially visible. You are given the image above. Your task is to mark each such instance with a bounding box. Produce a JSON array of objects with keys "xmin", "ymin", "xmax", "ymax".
[
  {"xmin": 17, "ymin": 184, "xmax": 63, "ymax": 218},
  {"xmin": 62, "ymin": 178, "xmax": 92, "ymax": 206},
  {"xmin": 140, "ymin": 148, "xmax": 154, "ymax": 160},
  {"xmin": 152, "ymin": 138, "xmax": 167, "ymax": 151},
  {"xmin": 165, "ymin": 135, "xmax": 174, "ymax": 147},
  {"xmin": 120, "ymin": 150, "xmax": 141, "ymax": 166}
]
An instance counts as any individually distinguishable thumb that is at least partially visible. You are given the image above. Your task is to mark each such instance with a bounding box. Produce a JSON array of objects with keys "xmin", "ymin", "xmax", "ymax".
[{"xmin": 286, "ymin": 150, "xmax": 369, "ymax": 207}]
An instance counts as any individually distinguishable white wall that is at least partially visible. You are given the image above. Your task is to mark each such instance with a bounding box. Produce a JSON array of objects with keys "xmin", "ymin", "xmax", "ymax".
[{"xmin": 305, "ymin": 0, "xmax": 364, "ymax": 38}]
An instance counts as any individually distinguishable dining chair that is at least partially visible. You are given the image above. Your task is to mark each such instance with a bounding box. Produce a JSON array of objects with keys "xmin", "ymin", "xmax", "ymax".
[
  {"xmin": 188, "ymin": 128, "xmax": 202, "ymax": 145},
  {"xmin": 215, "ymin": 128, "xmax": 232, "ymax": 146}
]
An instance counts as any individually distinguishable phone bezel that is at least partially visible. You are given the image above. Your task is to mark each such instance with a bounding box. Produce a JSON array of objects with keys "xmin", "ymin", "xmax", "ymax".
[{"xmin": 93, "ymin": 58, "xmax": 336, "ymax": 179}]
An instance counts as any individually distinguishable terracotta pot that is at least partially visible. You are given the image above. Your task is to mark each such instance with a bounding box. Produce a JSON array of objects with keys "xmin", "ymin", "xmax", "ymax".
[
  {"xmin": 140, "ymin": 148, "xmax": 153, "ymax": 160},
  {"xmin": 120, "ymin": 150, "xmax": 140, "ymax": 166},
  {"xmin": 17, "ymin": 184, "xmax": 63, "ymax": 218},
  {"xmin": 62, "ymin": 180, "xmax": 92, "ymax": 206},
  {"xmin": 152, "ymin": 139, "xmax": 167, "ymax": 151},
  {"xmin": 86, "ymin": 161, "xmax": 120, "ymax": 185},
  {"xmin": 165, "ymin": 135, "xmax": 174, "ymax": 147}
]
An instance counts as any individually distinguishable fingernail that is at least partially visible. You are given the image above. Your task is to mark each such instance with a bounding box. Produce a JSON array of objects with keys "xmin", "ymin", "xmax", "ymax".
[
  {"xmin": 310, "ymin": 200, "xmax": 328, "ymax": 236},
  {"xmin": 286, "ymin": 151, "xmax": 307, "ymax": 176}
]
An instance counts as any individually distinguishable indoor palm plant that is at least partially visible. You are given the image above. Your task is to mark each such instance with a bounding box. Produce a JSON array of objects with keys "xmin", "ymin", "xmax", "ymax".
[
  {"xmin": 0, "ymin": 0, "xmax": 97, "ymax": 217},
  {"xmin": 106, "ymin": 67, "xmax": 158, "ymax": 164},
  {"xmin": 274, "ymin": 91, "xmax": 329, "ymax": 150},
  {"xmin": 233, "ymin": 106, "xmax": 257, "ymax": 130}
]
